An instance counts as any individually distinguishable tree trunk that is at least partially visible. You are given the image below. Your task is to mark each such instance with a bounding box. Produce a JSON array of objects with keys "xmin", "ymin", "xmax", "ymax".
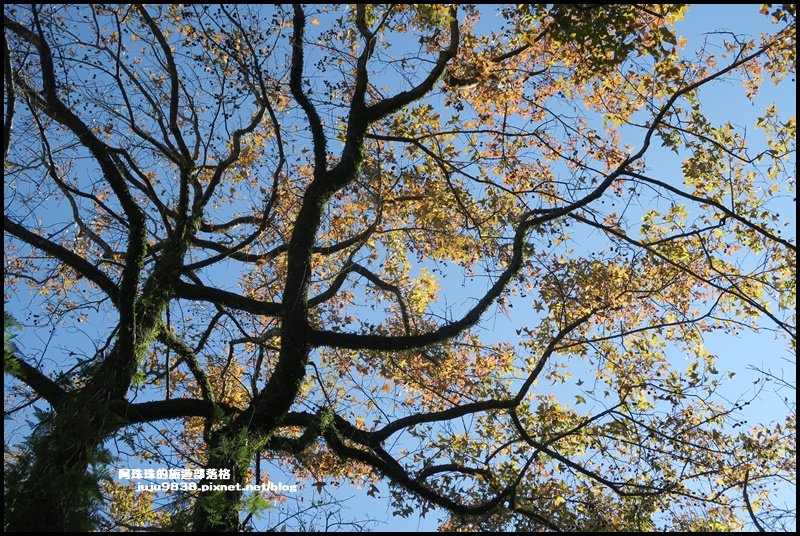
[
  {"xmin": 4, "ymin": 401, "xmax": 113, "ymax": 531},
  {"xmin": 191, "ymin": 432, "xmax": 250, "ymax": 532}
]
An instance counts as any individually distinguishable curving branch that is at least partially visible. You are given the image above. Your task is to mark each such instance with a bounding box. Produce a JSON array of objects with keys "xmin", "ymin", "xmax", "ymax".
[
  {"xmin": 310, "ymin": 206, "xmax": 555, "ymax": 352},
  {"xmin": 742, "ymin": 469, "xmax": 767, "ymax": 532},
  {"xmin": 416, "ymin": 463, "xmax": 491, "ymax": 481},
  {"xmin": 510, "ymin": 412, "xmax": 669, "ymax": 498},
  {"xmin": 366, "ymin": 6, "xmax": 460, "ymax": 120},
  {"xmin": 571, "ymin": 212, "xmax": 796, "ymax": 340},
  {"xmin": 369, "ymin": 313, "xmax": 591, "ymax": 443},
  {"xmin": 186, "ymin": 209, "xmax": 380, "ymax": 268},
  {"xmin": 3, "ymin": 30, "xmax": 15, "ymax": 162},
  {"xmin": 309, "ymin": 262, "xmax": 411, "ymax": 334},
  {"xmin": 290, "ymin": 5, "xmax": 327, "ymax": 173},
  {"xmin": 323, "ymin": 421, "xmax": 527, "ymax": 519},
  {"xmin": 109, "ymin": 36, "xmax": 183, "ymax": 165},
  {"xmin": 6, "ymin": 10, "xmax": 148, "ymax": 378},
  {"xmin": 443, "ymin": 23, "xmax": 549, "ymax": 89},
  {"xmin": 134, "ymin": 6, "xmax": 192, "ymax": 165},
  {"xmin": 4, "ymin": 216, "xmax": 119, "ymax": 302},
  {"xmin": 28, "ymin": 108, "xmax": 117, "ymax": 260},
  {"xmin": 235, "ymin": 3, "xmax": 461, "ymax": 439},
  {"xmin": 157, "ymin": 328, "xmax": 215, "ymax": 404}
]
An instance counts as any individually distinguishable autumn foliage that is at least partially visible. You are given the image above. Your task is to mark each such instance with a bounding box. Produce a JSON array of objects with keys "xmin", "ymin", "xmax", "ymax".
[{"xmin": 3, "ymin": 4, "xmax": 796, "ymax": 532}]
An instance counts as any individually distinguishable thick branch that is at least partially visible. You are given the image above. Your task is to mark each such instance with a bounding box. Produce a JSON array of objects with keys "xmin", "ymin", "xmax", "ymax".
[
  {"xmin": 416, "ymin": 463, "xmax": 491, "ymax": 481},
  {"xmin": 174, "ymin": 281, "xmax": 282, "ymax": 317},
  {"xmin": 4, "ymin": 216, "xmax": 119, "ymax": 302},
  {"xmin": 310, "ymin": 211, "xmax": 543, "ymax": 351},
  {"xmin": 366, "ymin": 6, "xmax": 460, "ymax": 120},
  {"xmin": 263, "ymin": 412, "xmax": 322, "ymax": 454},
  {"xmin": 114, "ymin": 398, "xmax": 238, "ymax": 425},
  {"xmin": 6, "ymin": 354, "xmax": 67, "ymax": 409},
  {"xmin": 290, "ymin": 5, "xmax": 327, "ymax": 172},
  {"xmin": 157, "ymin": 329, "xmax": 215, "ymax": 403},
  {"xmin": 3, "ymin": 30, "xmax": 15, "ymax": 162}
]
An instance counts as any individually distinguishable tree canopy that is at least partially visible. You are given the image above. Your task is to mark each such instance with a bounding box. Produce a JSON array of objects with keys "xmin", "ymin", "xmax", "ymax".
[{"xmin": 3, "ymin": 4, "xmax": 796, "ymax": 532}]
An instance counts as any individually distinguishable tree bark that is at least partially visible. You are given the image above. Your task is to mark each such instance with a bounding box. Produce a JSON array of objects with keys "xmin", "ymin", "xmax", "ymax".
[{"xmin": 4, "ymin": 398, "xmax": 116, "ymax": 531}]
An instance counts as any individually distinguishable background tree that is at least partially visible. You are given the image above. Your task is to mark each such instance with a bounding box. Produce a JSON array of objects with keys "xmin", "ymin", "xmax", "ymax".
[{"xmin": 4, "ymin": 3, "xmax": 795, "ymax": 531}]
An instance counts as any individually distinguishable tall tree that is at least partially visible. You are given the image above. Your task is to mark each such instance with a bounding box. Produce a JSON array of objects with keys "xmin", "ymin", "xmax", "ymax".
[{"xmin": 4, "ymin": 4, "xmax": 795, "ymax": 531}]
